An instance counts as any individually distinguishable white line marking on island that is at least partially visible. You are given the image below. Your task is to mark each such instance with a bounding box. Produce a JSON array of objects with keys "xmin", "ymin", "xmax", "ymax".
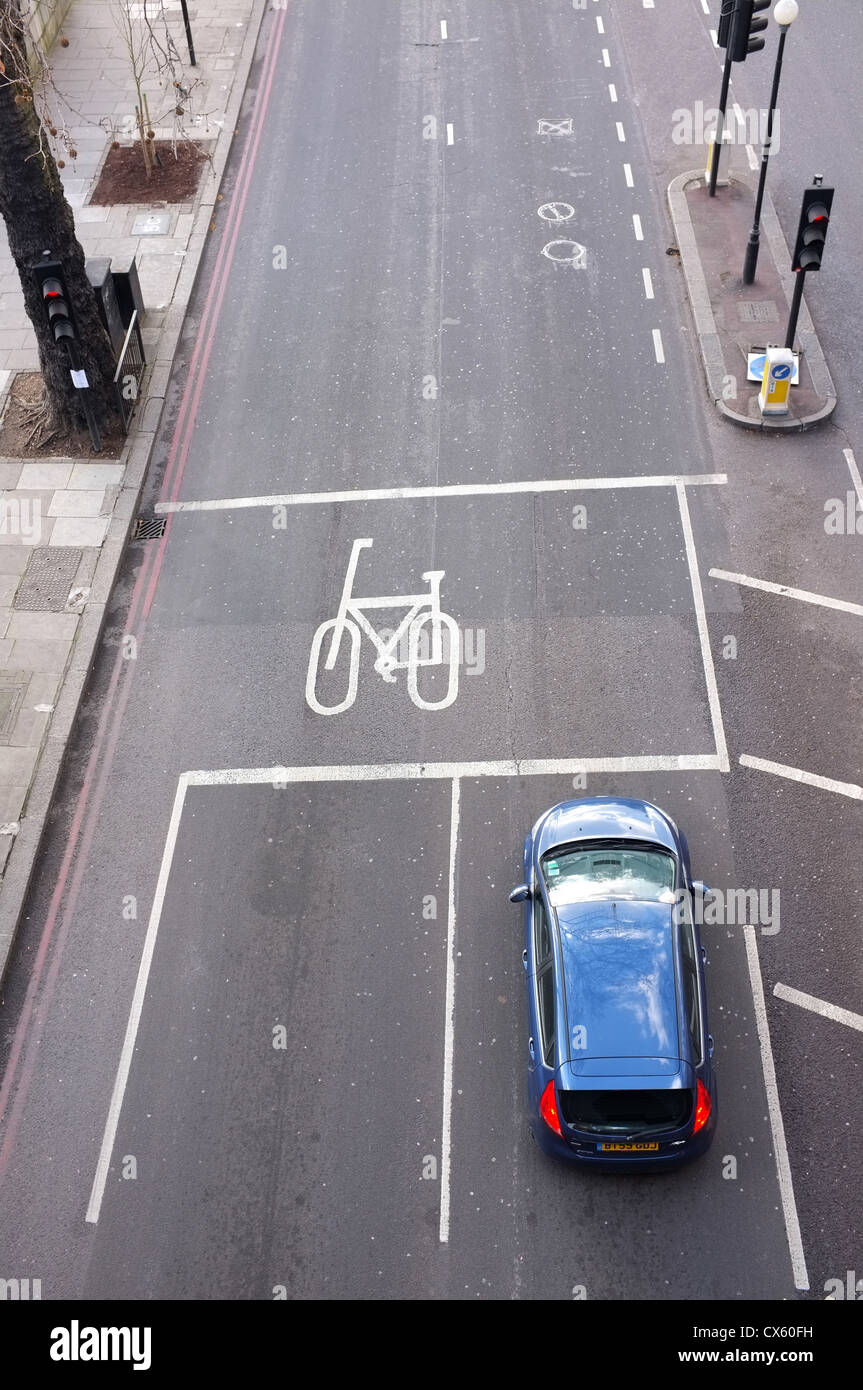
[
  {"xmin": 774, "ymin": 984, "xmax": 863, "ymax": 1035},
  {"xmin": 709, "ymin": 568, "xmax": 863, "ymax": 619}
]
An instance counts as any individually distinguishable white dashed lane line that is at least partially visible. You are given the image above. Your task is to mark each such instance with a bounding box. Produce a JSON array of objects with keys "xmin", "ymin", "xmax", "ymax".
[
  {"xmin": 623, "ymin": 162, "xmax": 634, "ymax": 186},
  {"xmin": 632, "ymin": 213, "xmax": 643, "ymax": 240},
  {"xmin": 642, "ymin": 267, "xmax": 654, "ymax": 299},
  {"xmin": 602, "ymin": 47, "xmax": 610, "ymax": 66},
  {"xmin": 596, "ymin": 15, "xmax": 605, "ymax": 33},
  {"xmin": 440, "ymin": 19, "xmax": 447, "ymax": 40},
  {"xmin": 652, "ymin": 328, "xmax": 665, "ymax": 363},
  {"xmin": 616, "ymin": 121, "xmax": 626, "ymax": 142},
  {"xmin": 608, "ymin": 83, "xmax": 618, "ymax": 102},
  {"xmin": 446, "ymin": 122, "xmax": 454, "ymax": 145}
]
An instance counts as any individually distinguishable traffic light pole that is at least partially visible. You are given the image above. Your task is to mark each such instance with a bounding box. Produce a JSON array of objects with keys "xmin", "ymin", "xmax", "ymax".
[
  {"xmin": 742, "ymin": 22, "xmax": 789, "ymax": 284},
  {"xmin": 784, "ymin": 267, "xmax": 806, "ymax": 351},
  {"xmin": 708, "ymin": 51, "xmax": 734, "ymax": 198}
]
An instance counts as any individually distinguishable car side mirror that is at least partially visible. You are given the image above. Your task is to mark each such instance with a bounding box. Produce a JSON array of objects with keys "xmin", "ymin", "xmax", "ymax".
[{"xmin": 509, "ymin": 884, "xmax": 531, "ymax": 903}]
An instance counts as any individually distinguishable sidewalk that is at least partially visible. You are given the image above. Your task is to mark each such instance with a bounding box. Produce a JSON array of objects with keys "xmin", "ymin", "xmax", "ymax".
[
  {"xmin": 668, "ymin": 167, "xmax": 836, "ymax": 431},
  {"xmin": 0, "ymin": 0, "xmax": 268, "ymax": 978}
]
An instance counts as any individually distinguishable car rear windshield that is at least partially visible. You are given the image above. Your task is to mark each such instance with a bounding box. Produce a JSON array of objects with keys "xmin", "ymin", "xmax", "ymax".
[
  {"xmin": 557, "ymin": 1088, "xmax": 692, "ymax": 1135},
  {"xmin": 541, "ymin": 841, "xmax": 676, "ymax": 907}
]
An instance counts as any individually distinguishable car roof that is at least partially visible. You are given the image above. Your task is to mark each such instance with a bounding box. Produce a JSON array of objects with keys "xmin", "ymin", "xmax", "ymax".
[
  {"xmin": 555, "ymin": 899, "xmax": 683, "ymax": 1068},
  {"xmin": 534, "ymin": 797, "xmax": 679, "ymax": 861}
]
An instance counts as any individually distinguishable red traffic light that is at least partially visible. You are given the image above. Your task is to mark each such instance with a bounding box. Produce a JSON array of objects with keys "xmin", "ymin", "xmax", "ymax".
[{"xmin": 791, "ymin": 187, "xmax": 834, "ymax": 273}]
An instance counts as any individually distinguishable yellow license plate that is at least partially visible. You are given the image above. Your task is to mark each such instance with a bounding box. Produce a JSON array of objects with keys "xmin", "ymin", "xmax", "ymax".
[{"xmin": 599, "ymin": 1142, "xmax": 660, "ymax": 1152}]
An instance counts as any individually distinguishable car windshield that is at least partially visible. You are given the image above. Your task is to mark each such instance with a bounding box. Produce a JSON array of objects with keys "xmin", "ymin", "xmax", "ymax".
[{"xmin": 541, "ymin": 841, "xmax": 676, "ymax": 906}]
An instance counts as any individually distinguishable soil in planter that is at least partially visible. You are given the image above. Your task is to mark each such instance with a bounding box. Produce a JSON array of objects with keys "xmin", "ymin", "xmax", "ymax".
[
  {"xmin": 0, "ymin": 373, "xmax": 125, "ymax": 459},
  {"xmin": 90, "ymin": 140, "xmax": 210, "ymax": 205}
]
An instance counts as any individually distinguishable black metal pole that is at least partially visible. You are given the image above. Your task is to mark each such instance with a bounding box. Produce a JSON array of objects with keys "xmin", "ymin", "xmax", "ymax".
[
  {"xmin": 742, "ymin": 25, "xmax": 789, "ymax": 284},
  {"xmin": 708, "ymin": 51, "xmax": 734, "ymax": 198},
  {"xmin": 65, "ymin": 340, "xmax": 102, "ymax": 454},
  {"xmin": 180, "ymin": 0, "xmax": 196, "ymax": 66},
  {"xmin": 784, "ymin": 267, "xmax": 806, "ymax": 350}
]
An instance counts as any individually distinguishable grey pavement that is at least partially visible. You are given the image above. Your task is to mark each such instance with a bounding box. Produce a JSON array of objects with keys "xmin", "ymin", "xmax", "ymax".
[{"xmin": 0, "ymin": 0, "xmax": 267, "ymax": 972}]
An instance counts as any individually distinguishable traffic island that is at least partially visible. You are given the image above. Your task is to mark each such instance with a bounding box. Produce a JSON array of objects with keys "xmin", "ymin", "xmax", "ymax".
[{"xmin": 668, "ymin": 171, "xmax": 836, "ymax": 431}]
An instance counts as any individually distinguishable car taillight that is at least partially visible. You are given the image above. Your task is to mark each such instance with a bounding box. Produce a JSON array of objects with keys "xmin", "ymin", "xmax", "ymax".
[
  {"xmin": 693, "ymin": 1078, "xmax": 711, "ymax": 1134},
  {"xmin": 540, "ymin": 1079, "xmax": 563, "ymax": 1136}
]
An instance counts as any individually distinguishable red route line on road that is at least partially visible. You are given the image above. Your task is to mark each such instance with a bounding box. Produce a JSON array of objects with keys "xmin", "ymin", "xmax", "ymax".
[{"xmin": 0, "ymin": 7, "xmax": 290, "ymax": 1178}]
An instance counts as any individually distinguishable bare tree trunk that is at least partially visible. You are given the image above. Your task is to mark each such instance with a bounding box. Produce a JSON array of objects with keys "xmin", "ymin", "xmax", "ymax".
[{"xmin": 0, "ymin": 2, "xmax": 118, "ymax": 436}]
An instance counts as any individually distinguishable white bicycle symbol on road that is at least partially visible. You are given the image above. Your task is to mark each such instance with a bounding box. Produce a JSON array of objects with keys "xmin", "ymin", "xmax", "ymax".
[{"xmin": 305, "ymin": 538, "xmax": 461, "ymax": 715}]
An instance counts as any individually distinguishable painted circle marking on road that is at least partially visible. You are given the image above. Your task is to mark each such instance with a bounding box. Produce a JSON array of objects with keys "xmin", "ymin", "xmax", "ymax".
[
  {"xmin": 537, "ymin": 202, "xmax": 575, "ymax": 223},
  {"xmin": 542, "ymin": 239, "xmax": 587, "ymax": 266}
]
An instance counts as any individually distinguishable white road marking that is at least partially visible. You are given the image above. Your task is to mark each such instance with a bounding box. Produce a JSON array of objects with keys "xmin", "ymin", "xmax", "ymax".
[
  {"xmin": 710, "ymin": 28, "xmax": 718, "ymax": 46},
  {"xmin": 643, "ymin": 0, "xmax": 654, "ymax": 8},
  {"xmin": 189, "ymin": 755, "xmax": 724, "ymax": 789},
  {"xmin": 774, "ymin": 984, "xmax": 863, "ymax": 1035},
  {"xmin": 652, "ymin": 327, "xmax": 665, "ymax": 362},
  {"xmin": 744, "ymin": 927, "xmax": 810, "ymax": 1291},
  {"xmin": 305, "ymin": 536, "xmax": 460, "ymax": 716},
  {"xmin": 156, "ymin": 472, "xmax": 726, "ymax": 514},
  {"xmin": 844, "ymin": 447, "xmax": 863, "ymax": 508},
  {"xmin": 676, "ymin": 483, "xmax": 730, "ymax": 774},
  {"xmin": 86, "ymin": 775, "xmax": 190, "ymax": 1223},
  {"xmin": 616, "ymin": 121, "xmax": 626, "ymax": 142},
  {"xmin": 439, "ymin": 778, "xmax": 459, "ymax": 1243},
  {"xmin": 746, "ymin": 144, "xmax": 759, "ymax": 169},
  {"xmin": 623, "ymin": 162, "xmax": 634, "ymax": 187},
  {"xmin": 732, "ymin": 102, "xmax": 746, "ymax": 129},
  {"xmin": 608, "ymin": 83, "xmax": 618, "ymax": 103},
  {"xmin": 538, "ymin": 201, "xmax": 575, "ymax": 222},
  {"xmin": 602, "ymin": 47, "xmax": 611, "ymax": 66},
  {"xmin": 446, "ymin": 122, "xmax": 454, "ymax": 145},
  {"xmin": 739, "ymin": 755, "xmax": 863, "ymax": 801},
  {"xmin": 709, "ymin": 567, "xmax": 863, "ymax": 619},
  {"xmin": 440, "ymin": 19, "xmax": 447, "ymax": 39},
  {"xmin": 542, "ymin": 238, "xmax": 587, "ymax": 266},
  {"xmin": 701, "ymin": 0, "xmax": 711, "ymax": 14},
  {"xmin": 632, "ymin": 213, "xmax": 643, "ymax": 240},
  {"xmin": 642, "ymin": 267, "xmax": 654, "ymax": 299},
  {"xmin": 87, "ymin": 750, "xmax": 724, "ymax": 1221},
  {"xmin": 596, "ymin": 15, "xmax": 605, "ymax": 33}
]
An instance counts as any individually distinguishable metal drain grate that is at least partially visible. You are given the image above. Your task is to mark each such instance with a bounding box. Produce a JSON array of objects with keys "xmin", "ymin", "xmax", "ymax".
[
  {"xmin": 133, "ymin": 515, "xmax": 167, "ymax": 539},
  {"xmin": 13, "ymin": 548, "xmax": 83, "ymax": 612}
]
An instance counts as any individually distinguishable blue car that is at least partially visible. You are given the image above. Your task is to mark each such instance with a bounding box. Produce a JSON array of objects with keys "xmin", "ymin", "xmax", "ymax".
[{"xmin": 510, "ymin": 797, "xmax": 716, "ymax": 1170}]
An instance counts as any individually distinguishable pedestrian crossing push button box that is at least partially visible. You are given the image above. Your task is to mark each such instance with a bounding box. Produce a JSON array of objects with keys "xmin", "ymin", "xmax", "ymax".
[{"xmin": 758, "ymin": 346, "xmax": 794, "ymax": 416}]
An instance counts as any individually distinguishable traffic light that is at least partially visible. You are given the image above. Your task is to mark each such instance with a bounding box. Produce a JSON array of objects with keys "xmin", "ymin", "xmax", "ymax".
[
  {"xmin": 730, "ymin": 0, "xmax": 770, "ymax": 63},
  {"xmin": 717, "ymin": 0, "xmax": 736, "ymax": 50},
  {"xmin": 32, "ymin": 257, "xmax": 76, "ymax": 344},
  {"xmin": 791, "ymin": 187, "xmax": 834, "ymax": 272}
]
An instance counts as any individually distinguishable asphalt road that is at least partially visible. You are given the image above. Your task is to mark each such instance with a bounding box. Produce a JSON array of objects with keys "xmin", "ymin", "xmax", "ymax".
[{"xmin": 0, "ymin": 0, "xmax": 861, "ymax": 1301}]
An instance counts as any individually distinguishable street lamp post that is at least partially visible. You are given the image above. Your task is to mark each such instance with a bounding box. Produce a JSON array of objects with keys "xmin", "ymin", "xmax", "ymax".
[{"xmin": 742, "ymin": 0, "xmax": 799, "ymax": 285}]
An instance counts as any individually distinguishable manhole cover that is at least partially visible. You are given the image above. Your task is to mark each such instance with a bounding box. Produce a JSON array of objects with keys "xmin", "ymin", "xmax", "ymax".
[
  {"xmin": 738, "ymin": 300, "xmax": 778, "ymax": 323},
  {"xmin": 13, "ymin": 548, "xmax": 83, "ymax": 612},
  {"xmin": 0, "ymin": 673, "xmax": 28, "ymax": 744},
  {"xmin": 133, "ymin": 515, "xmax": 167, "ymax": 539}
]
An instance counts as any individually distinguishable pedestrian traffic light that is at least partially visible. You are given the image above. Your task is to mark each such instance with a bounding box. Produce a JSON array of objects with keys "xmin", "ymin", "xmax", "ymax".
[
  {"xmin": 730, "ymin": 0, "xmax": 770, "ymax": 63},
  {"xmin": 791, "ymin": 187, "xmax": 834, "ymax": 272},
  {"xmin": 717, "ymin": 0, "xmax": 736, "ymax": 49},
  {"xmin": 32, "ymin": 258, "xmax": 76, "ymax": 343}
]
